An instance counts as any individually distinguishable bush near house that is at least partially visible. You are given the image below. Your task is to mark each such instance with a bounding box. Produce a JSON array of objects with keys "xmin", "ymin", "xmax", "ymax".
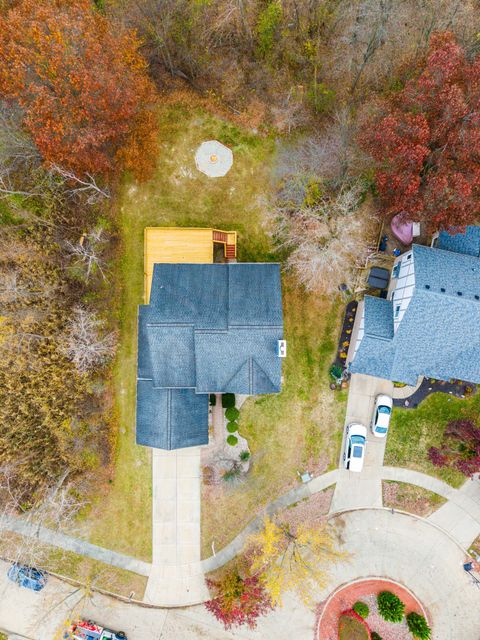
[
  {"xmin": 227, "ymin": 435, "xmax": 238, "ymax": 446},
  {"xmin": 406, "ymin": 612, "xmax": 431, "ymax": 639},
  {"xmin": 222, "ymin": 394, "xmax": 236, "ymax": 409},
  {"xmin": 371, "ymin": 633, "xmax": 382, "ymax": 640},
  {"xmin": 377, "ymin": 591, "xmax": 405, "ymax": 623},
  {"xmin": 227, "ymin": 422, "xmax": 238, "ymax": 433},
  {"xmin": 225, "ymin": 407, "xmax": 240, "ymax": 421}
]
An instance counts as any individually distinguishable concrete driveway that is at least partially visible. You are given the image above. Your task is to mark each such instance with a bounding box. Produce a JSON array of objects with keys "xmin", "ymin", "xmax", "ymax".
[
  {"xmin": 331, "ymin": 373, "xmax": 393, "ymax": 512},
  {"xmin": 144, "ymin": 447, "xmax": 209, "ymax": 607}
]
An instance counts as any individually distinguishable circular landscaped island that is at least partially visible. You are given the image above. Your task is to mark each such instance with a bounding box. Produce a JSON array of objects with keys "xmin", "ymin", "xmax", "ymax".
[{"xmin": 317, "ymin": 578, "xmax": 431, "ymax": 640}]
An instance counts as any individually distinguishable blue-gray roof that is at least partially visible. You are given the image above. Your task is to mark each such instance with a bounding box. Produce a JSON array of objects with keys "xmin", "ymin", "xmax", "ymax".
[
  {"xmin": 364, "ymin": 296, "xmax": 394, "ymax": 339},
  {"xmin": 438, "ymin": 226, "xmax": 480, "ymax": 257},
  {"xmin": 136, "ymin": 384, "xmax": 209, "ymax": 449},
  {"xmin": 136, "ymin": 262, "xmax": 283, "ymax": 450},
  {"xmin": 351, "ymin": 240, "xmax": 480, "ymax": 385}
]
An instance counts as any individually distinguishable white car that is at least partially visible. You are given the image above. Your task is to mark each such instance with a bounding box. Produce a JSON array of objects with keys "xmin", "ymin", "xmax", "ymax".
[
  {"xmin": 343, "ymin": 423, "xmax": 367, "ymax": 472},
  {"xmin": 371, "ymin": 394, "xmax": 393, "ymax": 437}
]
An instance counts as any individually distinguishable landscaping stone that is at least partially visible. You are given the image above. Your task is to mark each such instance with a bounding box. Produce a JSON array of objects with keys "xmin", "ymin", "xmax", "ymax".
[{"xmin": 393, "ymin": 377, "xmax": 477, "ymax": 409}]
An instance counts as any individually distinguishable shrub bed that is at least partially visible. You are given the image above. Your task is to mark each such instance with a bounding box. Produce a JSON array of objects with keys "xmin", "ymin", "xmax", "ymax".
[
  {"xmin": 406, "ymin": 612, "xmax": 431, "ymax": 639},
  {"xmin": 225, "ymin": 406, "xmax": 240, "ymax": 421},
  {"xmin": 338, "ymin": 611, "xmax": 370, "ymax": 640},
  {"xmin": 353, "ymin": 601, "xmax": 370, "ymax": 619},
  {"xmin": 377, "ymin": 591, "xmax": 405, "ymax": 623}
]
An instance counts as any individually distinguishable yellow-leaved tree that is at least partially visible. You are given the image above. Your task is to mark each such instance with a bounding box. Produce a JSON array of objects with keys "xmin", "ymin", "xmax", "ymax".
[{"xmin": 247, "ymin": 516, "xmax": 346, "ymax": 606}]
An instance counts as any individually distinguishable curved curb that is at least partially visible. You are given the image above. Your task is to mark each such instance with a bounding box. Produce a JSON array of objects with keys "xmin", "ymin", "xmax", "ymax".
[
  {"xmin": 315, "ymin": 576, "xmax": 430, "ymax": 640},
  {"xmin": 327, "ymin": 506, "xmax": 470, "ymax": 557}
]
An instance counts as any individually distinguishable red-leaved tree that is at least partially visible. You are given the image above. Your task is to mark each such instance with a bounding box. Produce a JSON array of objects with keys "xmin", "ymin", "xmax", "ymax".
[
  {"xmin": 205, "ymin": 569, "xmax": 273, "ymax": 629},
  {"xmin": 361, "ymin": 32, "xmax": 480, "ymax": 232},
  {"xmin": 429, "ymin": 419, "xmax": 480, "ymax": 476},
  {"xmin": 0, "ymin": 0, "xmax": 158, "ymax": 180}
]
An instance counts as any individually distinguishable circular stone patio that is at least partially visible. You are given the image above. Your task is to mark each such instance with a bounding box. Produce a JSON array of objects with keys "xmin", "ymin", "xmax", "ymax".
[{"xmin": 195, "ymin": 140, "xmax": 233, "ymax": 177}]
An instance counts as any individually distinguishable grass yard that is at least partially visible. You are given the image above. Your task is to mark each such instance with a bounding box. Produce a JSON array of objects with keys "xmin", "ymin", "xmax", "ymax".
[
  {"xmin": 385, "ymin": 391, "xmax": 480, "ymax": 488},
  {"xmin": 82, "ymin": 97, "xmax": 346, "ymax": 561},
  {"xmin": 382, "ymin": 481, "xmax": 446, "ymax": 517},
  {"xmin": 202, "ymin": 290, "xmax": 347, "ymax": 557},
  {"xmin": 0, "ymin": 532, "xmax": 147, "ymax": 598}
]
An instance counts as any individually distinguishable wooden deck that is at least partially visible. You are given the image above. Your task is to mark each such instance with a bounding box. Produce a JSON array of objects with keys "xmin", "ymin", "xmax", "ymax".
[{"xmin": 144, "ymin": 227, "xmax": 237, "ymax": 302}]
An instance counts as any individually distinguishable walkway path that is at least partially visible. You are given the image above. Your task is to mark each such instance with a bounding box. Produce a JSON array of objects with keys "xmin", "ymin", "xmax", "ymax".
[{"xmin": 0, "ymin": 515, "xmax": 151, "ymax": 577}]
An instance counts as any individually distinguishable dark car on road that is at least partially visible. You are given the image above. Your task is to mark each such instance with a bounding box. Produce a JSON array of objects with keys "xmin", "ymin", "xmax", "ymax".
[{"xmin": 7, "ymin": 563, "xmax": 47, "ymax": 591}]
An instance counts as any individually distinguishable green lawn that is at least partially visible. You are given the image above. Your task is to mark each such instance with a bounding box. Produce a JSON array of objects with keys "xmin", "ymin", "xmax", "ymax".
[
  {"xmin": 82, "ymin": 100, "xmax": 347, "ymax": 560},
  {"xmin": 202, "ymin": 288, "xmax": 347, "ymax": 557},
  {"xmin": 385, "ymin": 391, "xmax": 480, "ymax": 488}
]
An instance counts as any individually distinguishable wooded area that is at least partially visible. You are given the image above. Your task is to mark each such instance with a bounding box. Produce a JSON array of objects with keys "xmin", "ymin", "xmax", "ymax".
[{"xmin": 0, "ymin": 0, "xmax": 479, "ymax": 531}]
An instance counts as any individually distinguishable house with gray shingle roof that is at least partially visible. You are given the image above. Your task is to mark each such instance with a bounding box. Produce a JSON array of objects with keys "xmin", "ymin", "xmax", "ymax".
[
  {"xmin": 348, "ymin": 226, "xmax": 480, "ymax": 386},
  {"xmin": 136, "ymin": 263, "xmax": 284, "ymax": 450}
]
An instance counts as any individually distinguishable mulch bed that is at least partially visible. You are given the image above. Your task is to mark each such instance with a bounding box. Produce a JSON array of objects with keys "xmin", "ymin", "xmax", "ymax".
[
  {"xmin": 393, "ymin": 377, "xmax": 477, "ymax": 409},
  {"xmin": 335, "ymin": 300, "xmax": 358, "ymax": 369},
  {"xmin": 316, "ymin": 578, "xmax": 428, "ymax": 640}
]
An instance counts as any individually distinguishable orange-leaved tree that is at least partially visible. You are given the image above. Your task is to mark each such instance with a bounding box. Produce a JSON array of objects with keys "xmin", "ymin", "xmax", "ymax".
[{"xmin": 0, "ymin": 0, "xmax": 158, "ymax": 180}]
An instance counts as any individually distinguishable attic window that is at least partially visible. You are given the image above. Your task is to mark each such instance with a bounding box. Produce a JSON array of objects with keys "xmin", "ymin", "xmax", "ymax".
[
  {"xmin": 457, "ymin": 291, "xmax": 463, "ymax": 296},
  {"xmin": 407, "ymin": 254, "xmax": 412, "ymax": 259},
  {"xmin": 424, "ymin": 284, "xmax": 430, "ymax": 290},
  {"xmin": 395, "ymin": 305, "xmax": 401, "ymax": 318},
  {"xmin": 440, "ymin": 287, "xmax": 446, "ymax": 292}
]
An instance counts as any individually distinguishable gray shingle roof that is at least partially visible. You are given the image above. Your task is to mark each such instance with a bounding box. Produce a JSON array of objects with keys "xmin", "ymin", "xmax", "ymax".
[
  {"xmin": 364, "ymin": 296, "xmax": 394, "ymax": 339},
  {"xmin": 438, "ymin": 226, "xmax": 480, "ymax": 257},
  {"xmin": 136, "ymin": 262, "xmax": 283, "ymax": 450},
  {"xmin": 351, "ymin": 240, "xmax": 480, "ymax": 385},
  {"xmin": 136, "ymin": 383, "xmax": 209, "ymax": 449}
]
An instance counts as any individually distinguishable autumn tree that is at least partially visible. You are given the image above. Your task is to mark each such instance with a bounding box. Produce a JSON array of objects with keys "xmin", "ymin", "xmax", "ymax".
[
  {"xmin": 205, "ymin": 568, "xmax": 272, "ymax": 629},
  {"xmin": 361, "ymin": 31, "xmax": 480, "ymax": 232},
  {"xmin": 0, "ymin": 0, "xmax": 159, "ymax": 180},
  {"xmin": 246, "ymin": 516, "xmax": 344, "ymax": 606},
  {"xmin": 429, "ymin": 419, "xmax": 480, "ymax": 476}
]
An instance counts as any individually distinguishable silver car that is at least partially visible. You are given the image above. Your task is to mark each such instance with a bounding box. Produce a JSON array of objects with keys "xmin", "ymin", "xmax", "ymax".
[
  {"xmin": 343, "ymin": 423, "xmax": 367, "ymax": 472},
  {"xmin": 371, "ymin": 394, "xmax": 393, "ymax": 437}
]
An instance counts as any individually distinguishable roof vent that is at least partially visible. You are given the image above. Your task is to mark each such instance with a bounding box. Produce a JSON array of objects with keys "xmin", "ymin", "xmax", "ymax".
[
  {"xmin": 475, "ymin": 295, "xmax": 480, "ymax": 301},
  {"xmin": 457, "ymin": 291, "xmax": 463, "ymax": 296},
  {"xmin": 277, "ymin": 340, "xmax": 287, "ymax": 358},
  {"xmin": 424, "ymin": 284, "xmax": 430, "ymax": 289},
  {"xmin": 440, "ymin": 287, "xmax": 446, "ymax": 292}
]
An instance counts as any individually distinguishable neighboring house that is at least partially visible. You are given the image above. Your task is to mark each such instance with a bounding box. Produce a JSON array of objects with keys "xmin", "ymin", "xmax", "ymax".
[
  {"xmin": 136, "ymin": 262, "xmax": 284, "ymax": 450},
  {"xmin": 348, "ymin": 226, "xmax": 480, "ymax": 386}
]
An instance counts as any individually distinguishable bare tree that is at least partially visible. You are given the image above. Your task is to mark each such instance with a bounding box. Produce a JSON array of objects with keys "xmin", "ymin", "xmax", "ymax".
[
  {"xmin": 64, "ymin": 228, "xmax": 108, "ymax": 282},
  {"xmin": 0, "ymin": 101, "xmax": 40, "ymax": 178},
  {"xmin": 0, "ymin": 464, "xmax": 85, "ymax": 569},
  {"xmin": 48, "ymin": 164, "xmax": 110, "ymax": 204},
  {"xmin": 270, "ymin": 182, "xmax": 377, "ymax": 294},
  {"xmin": 61, "ymin": 307, "xmax": 116, "ymax": 374}
]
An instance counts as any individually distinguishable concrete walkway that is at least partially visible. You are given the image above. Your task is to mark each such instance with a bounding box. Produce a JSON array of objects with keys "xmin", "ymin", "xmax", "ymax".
[
  {"xmin": 0, "ymin": 515, "xmax": 151, "ymax": 577},
  {"xmin": 331, "ymin": 374, "xmax": 393, "ymax": 512},
  {"xmin": 144, "ymin": 447, "xmax": 209, "ymax": 606}
]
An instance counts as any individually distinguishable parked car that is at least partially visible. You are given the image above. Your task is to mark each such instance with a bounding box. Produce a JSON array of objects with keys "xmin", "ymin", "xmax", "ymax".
[
  {"xmin": 7, "ymin": 563, "xmax": 47, "ymax": 591},
  {"xmin": 371, "ymin": 394, "xmax": 393, "ymax": 437},
  {"xmin": 69, "ymin": 620, "xmax": 127, "ymax": 640},
  {"xmin": 343, "ymin": 423, "xmax": 367, "ymax": 472}
]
